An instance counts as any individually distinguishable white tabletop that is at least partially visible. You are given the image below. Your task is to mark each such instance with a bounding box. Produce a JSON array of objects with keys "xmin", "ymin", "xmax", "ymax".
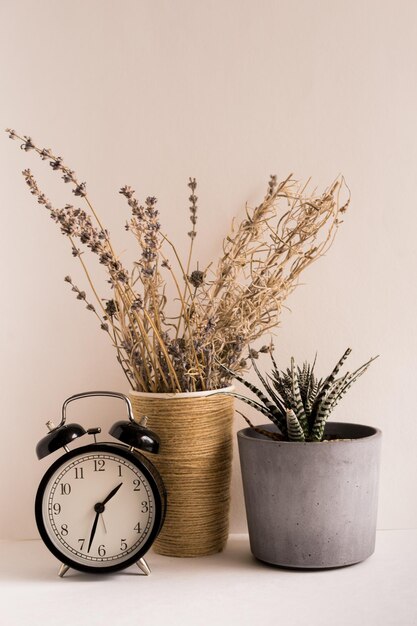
[{"xmin": 0, "ymin": 531, "xmax": 416, "ymax": 626}]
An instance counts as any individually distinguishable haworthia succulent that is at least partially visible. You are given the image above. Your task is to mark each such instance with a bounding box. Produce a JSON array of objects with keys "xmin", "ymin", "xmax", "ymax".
[{"xmin": 224, "ymin": 349, "xmax": 377, "ymax": 443}]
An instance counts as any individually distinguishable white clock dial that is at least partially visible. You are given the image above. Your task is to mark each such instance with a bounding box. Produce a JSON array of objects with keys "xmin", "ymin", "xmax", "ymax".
[{"xmin": 41, "ymin": 450, "xmax": 156, "ymax": 568}]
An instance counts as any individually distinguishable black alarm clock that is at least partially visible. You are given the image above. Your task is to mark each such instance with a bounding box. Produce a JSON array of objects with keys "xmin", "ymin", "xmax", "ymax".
[{"xmin": 35, "ymin": 391, "xmax": 166, "ymax": 577}]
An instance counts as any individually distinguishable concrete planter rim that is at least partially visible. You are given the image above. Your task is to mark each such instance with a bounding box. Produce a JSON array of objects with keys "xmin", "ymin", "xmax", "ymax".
[{"xmin": 237, "ymin": 421, "xmax": 382, "ymax": 444}]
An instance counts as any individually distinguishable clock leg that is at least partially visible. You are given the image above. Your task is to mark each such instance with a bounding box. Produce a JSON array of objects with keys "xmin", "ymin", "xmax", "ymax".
[
  {"xmin": 58, "ymin": 563, "xmax": 70, "ymax": 578},
  {"xmin": 136, "ymin": 557, "xmax": 151, "ymax": 576}
]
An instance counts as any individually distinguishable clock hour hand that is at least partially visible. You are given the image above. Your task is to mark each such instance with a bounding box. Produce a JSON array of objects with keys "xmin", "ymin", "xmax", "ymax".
[{"xmin": 102, "ymin": 482, "xmax": 123, "ymax": 505}]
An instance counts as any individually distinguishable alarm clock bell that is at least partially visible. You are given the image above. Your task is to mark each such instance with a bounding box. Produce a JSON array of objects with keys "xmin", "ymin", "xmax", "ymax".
[{"xmin": 36, "ymin": 422, "xmax": 87, "ymax": 459}]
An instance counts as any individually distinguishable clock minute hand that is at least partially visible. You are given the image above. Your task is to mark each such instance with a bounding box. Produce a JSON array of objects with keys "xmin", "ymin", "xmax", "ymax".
[{"xmin": 87, "ymin": 511, "xmax": 100, "ymax": 553}]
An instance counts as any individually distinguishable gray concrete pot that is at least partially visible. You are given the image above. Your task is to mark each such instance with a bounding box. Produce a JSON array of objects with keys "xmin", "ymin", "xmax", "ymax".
[{"xmin": 238, "ymin": 422, "xmax": 382, "ymax": 568}]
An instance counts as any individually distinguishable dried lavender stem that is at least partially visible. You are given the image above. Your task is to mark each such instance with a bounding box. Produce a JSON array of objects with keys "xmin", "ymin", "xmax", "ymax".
[
  {"xmin": 159, "ymin": 236, "xmax": 207, "ymax": 389},
  {"xmin": 159, "ymin": 250, "xmax": 206, "ymax": 390}
]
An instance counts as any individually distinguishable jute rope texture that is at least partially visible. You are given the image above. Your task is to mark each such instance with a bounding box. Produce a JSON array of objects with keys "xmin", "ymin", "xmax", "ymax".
[{"xmin": 130, "ymin": 392, "xmax": 234, "ymax": 557}]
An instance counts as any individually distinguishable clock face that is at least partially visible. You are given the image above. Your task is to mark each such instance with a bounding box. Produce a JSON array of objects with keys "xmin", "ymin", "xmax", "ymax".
[{"xmin": 36, "ymin": 444, "xmax": 163, "ymax": 572}]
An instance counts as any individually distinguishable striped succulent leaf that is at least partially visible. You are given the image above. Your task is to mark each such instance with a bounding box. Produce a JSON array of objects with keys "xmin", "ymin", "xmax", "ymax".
[
  {"xmin": 250, "ymin": 356, "xmax": 287, "ymax": 415},
  {"xmin": 270, "ymin": 373, "xmax": 292, "ymax": 407},
  {"xmin": 232, "ymin": 392, "xmax": 286, "ymax": 434},
  {"xmin": 286, "ymin": 409, "xmax": 306, "ymax": 442},
  {"xmin": 297, "ymin": 362, "xmax": 310, "ymax": 408},
  {"xmin": 329, "ymin": 357, "xmax": 377, "ymax": 411},
  {"xmin": 303, "ymin": 354, "xmax": 317, "ymax": 412},
  {"xmin": 321, "ymin": 374, "xmax": 349, "ymax": 411},
  {"xmin": 311, "ymin": 348, "xmax": 352, "ymax": 423},
  {"xmin": 310, "ymin": 416, "xmax": 326, "ymax": 441},
  {"xmin": 220, "ymin": 362, "xmax": 287, "ymax": 433},
  {"xmin": 238, "ymin": 411, "xmax": 284, "ymax": 441},
  {"xmin": 310, "ymin": 374, "xmax": 350, "ymax": 440},
  {"xmin": 291, "ymin": 357, "xmax": 309, "ymax": 436},
  {"xmin": 305, "ymin": 376, "xmax": 320, "ymax": 418}
]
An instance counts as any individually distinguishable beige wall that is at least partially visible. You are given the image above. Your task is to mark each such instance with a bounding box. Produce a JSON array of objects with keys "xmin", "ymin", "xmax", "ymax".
[{"xmin": 1, "ymin": 0, "xmax": 416, "ymax": 539}]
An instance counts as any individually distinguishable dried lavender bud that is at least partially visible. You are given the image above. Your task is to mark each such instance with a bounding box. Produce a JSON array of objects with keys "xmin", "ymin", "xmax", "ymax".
[
  {"xmin": 239, "ymin": 359, "xmax": 247, "ymax": 368},
  {"xmin": 39, "ymin": 148, "xmax": 53, "ymax": 160},
  {"xmin": 189, "ymin": 270, "xmax": 204, "ymax": 288},
  {"xmin": 73, "ymin": 182, "xmax": 87, "ymax": 197},
  {"xmin": 131, "ymin": 204, "xmax": 144, "ymax": 219},
  {"xmin": 145, "ymin": 196, "xmax": 157, "ymax": 207},
  {"xmin": 86, "ymin": 304, "xmax": 95, "ymax": 312},
  {"xmin": 249, "ymin": 348, "xmax": 259, "ymax": 360},
  {"xmin": 161, "ymin": 259, "xmax": 171, "ymax": 269},
  {"xmin": 89, "ymin": 241, "xmax": 101, "ymax": 253},
  {"xmin": 61, "ymin": 222, "xmax": 75, "ymax": 236},
  {"xmin": 50, "ymin": 157, "xmax": 63, "ymax": 170},
  {"xmin": 76, "ymin": 291, "xmax": 86, "ymax": 300},
  {"xmin": 64, "ymin": 275, "xmax": 72, "ymax": 283},
  {"xmin": 80, "ymin": 231, "xmax": 91, "ymax": 244},
  {"xmin": 5, "ymin": 128, "xmax": 16, "ymax": 139},
  {"xmin": 62, "ymin": 170, "xmax": 75, "ymax": 183},
  {"xmin": 99, "ymin": 252, "xmax": 112, "ymax": 265},
  {"xmin": 101, "ymin": 323, "xmax": 109, "ymax": 331},
  {"xmin": 20, "ymin": 136, "xmax": 34, "ymax": 151},
  {"xmin": 72, "ymin": 246, "xmax": 81, "ymax": 257},
  {"xmin": 131, "ymin": 296, "xmax": 143, "ymax": 311},
  {"xmin": 116, "ymin": 269, "xmax": 129, "ymax": 283},
  {"xmin": 188, "ymin": 230, "xmax": 197, "ymax": 239},
  {"xmin": 142, "ymin": 248, "xmax": 157, "ymax": 262},
  {"xmin": 105, "ymin": 299, "xmax": 117, "ymax": 317},
  {"xmin": 141, "ymin": 267, "xmax": 155, "ymax": 278},
  {"xmin": 120, "ymin": 186, "xmax": 135, "ymax": 198}
]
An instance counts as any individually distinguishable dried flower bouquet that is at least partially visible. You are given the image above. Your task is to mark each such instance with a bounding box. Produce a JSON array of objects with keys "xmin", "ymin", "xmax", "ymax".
[{"xmin": 7, "ymin": 129, "xmax": 349, "ymax": 393}]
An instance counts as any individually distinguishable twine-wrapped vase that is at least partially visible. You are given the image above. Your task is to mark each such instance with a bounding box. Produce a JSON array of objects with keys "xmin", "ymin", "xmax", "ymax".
[{"xmin": 129, "ymin": 388, "xmax": 234, "ymax": 557}]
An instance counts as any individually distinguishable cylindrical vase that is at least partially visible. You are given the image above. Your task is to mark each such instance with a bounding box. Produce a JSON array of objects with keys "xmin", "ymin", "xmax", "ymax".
[{"xmin": 130, "ymin": 388, "xmax": 234, "ymax": 557}]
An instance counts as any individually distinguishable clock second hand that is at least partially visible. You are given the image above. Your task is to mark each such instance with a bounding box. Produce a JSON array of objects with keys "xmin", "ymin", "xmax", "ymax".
[{"xmin": 87, "ymin": 482, "xmax": 123, "ymax": 553}]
